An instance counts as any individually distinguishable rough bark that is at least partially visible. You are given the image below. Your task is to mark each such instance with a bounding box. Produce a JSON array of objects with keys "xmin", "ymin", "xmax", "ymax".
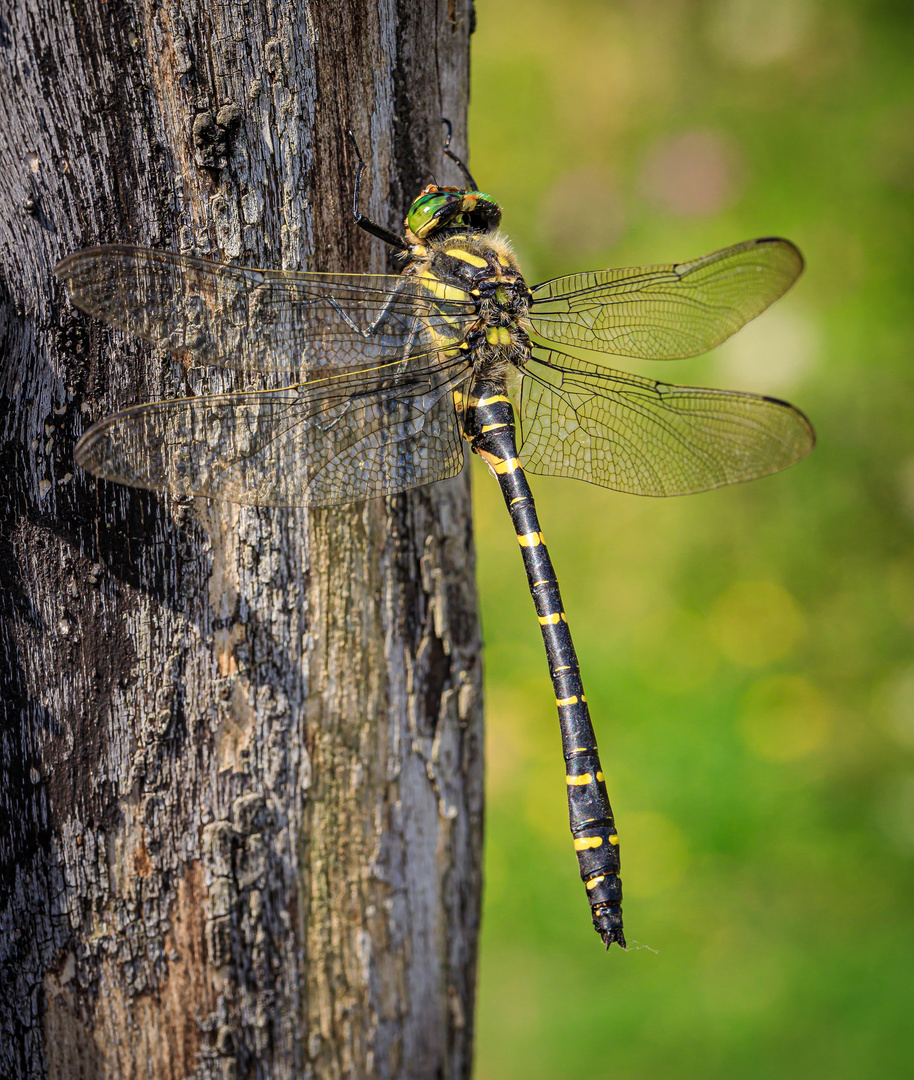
[{"xmin": 0, "ymin": 1, "xmax": 483, "ymax": 1078}]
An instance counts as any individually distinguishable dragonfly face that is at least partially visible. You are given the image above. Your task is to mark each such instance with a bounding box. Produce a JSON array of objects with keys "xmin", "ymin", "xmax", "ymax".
[{"xmin": 405, "ymin": 185, "xmax": 502, "ymax": 241}]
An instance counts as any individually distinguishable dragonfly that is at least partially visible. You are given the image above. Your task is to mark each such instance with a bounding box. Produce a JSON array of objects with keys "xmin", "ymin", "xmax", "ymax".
[{"xmin": 56, "ymin": 128, "xmax": 814, "ymax": 949}]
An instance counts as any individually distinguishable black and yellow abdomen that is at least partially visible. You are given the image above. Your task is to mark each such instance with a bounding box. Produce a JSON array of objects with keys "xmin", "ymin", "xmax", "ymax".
[{"xmin": 461, "ymin": 380, "xmax": 625, "ymax": 949}]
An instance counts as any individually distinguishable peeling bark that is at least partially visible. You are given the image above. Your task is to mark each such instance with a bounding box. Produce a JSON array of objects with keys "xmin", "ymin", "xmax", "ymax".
[{"xmin": 0, "ymin": 1, "xmax": 483, "ymax": 1077}]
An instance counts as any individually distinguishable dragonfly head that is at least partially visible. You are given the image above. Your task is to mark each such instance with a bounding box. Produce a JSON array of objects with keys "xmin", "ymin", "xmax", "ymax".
[{"xmin": 405, "ymin": 185, "xmax": 502, "ymax": 242}]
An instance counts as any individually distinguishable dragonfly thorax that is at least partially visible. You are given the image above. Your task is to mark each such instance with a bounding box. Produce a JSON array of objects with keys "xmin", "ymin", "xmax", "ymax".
[{"xmin": 408, "ymin": 232, "xmax": 534, "ymax": 385}]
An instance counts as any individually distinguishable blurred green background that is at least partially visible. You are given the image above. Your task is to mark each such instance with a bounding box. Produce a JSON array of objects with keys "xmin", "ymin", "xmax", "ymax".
[{"xmin": 466, "ymin": 2, "xmax": 914, "ymax": 1077}]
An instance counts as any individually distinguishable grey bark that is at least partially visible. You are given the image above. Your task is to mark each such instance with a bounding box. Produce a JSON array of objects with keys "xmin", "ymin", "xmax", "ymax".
[{"xmin": 0, "ymin": 1, "xmax": 484, "ymax": 1078}]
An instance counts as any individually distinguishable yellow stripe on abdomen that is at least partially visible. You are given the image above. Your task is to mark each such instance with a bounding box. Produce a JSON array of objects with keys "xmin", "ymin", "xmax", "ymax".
[
  {"xmin": 477, "ymin": 450, "xmax": 520, "ymax": 475},
  {"xmin": 538, "ymin": 611, "xmax": 566, "ymax": 625},
  {"xmin": 574, "ymin": 836, "xmax": 603, "ymax": 851}
]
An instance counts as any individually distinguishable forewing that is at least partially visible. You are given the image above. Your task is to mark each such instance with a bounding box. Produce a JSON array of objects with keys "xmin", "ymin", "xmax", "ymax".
[
  {"xmin": 56, "ymin": 246, "xmax": 475, "ymax": 375},
  {"xmin": 530, "ymin": 238, "xmax": 803, "ymax": 359},
  {"xmin": 74, "ymin": 354, "xmax": 473, "ymax": 506},
  {"xmin": 519, "ymin": 348, "xmax": 815, "ymax": 496}
]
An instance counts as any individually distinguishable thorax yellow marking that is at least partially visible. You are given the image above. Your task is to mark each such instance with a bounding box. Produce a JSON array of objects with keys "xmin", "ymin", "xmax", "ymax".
[
  {"xmin": 416, "ymin": 270, "xmax": 471, "ymax": 303},
  {"xmin": 445, "ymin": 247, "xmax": 488, "ymax": 268}
]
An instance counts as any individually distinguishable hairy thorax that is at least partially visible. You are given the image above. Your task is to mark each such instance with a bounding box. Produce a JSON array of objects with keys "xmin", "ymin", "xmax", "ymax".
[{"xmin": 405, "ymin": 231, "xmax": 534, "ymax": 386}]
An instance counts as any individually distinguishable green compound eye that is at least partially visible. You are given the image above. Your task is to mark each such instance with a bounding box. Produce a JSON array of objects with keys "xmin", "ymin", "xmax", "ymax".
[
  {"xmin": 406, "ymin": 189, "xmax": 502, "ymax": 239},
  {"xmin": 407, "ymin": 192, "xmax": 456, "ymax": 239}
]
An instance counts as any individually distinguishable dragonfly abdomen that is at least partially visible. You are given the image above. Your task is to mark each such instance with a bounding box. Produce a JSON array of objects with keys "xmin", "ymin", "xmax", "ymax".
[{"xmin": 463, "ymin": 379, "xmax": 625, "ymax": 949}]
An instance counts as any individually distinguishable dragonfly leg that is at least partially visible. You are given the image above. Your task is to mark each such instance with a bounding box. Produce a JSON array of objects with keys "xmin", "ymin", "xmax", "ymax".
[
  {"xmin": 318, "ymin": 275, "xmax": 459, "ymax": 374},
  {"xmin": 441, "ymin": 118, "xmax": 478, "ymax": 190},
  {"xmin": 347, "ymin": 130, "xmax": 410, "ymax": 251},
  {"xmin": 314, "ymin": 275, "xmax": 419, "ymax": 345}
]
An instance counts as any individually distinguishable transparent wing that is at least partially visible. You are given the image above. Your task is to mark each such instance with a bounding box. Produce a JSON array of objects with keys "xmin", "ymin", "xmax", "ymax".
[
  {"xmin": 55, "ymin": 246, "xmax": 476, "ymax": 375},
  {"xmin": 530, "ymin": 238, "xmax": 803, "ymax": 359},
  {"xmin": 74, "ymin": 353, "xmax": 474, "ymax": 506},
  {"xmin": 518, "ymin": 348, "xmax": 815, "ymax": 496}
]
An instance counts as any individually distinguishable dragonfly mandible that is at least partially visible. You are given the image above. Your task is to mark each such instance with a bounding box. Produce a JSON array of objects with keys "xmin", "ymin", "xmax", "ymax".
[{"xmin": 56, "ymin": 128, "xmax": 814, "ymax": 948}]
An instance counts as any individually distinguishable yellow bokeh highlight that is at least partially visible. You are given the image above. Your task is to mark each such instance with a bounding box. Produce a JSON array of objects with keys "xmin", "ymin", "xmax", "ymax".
[
  {"xmin": 707, "ymin": 580, "xmax": 806, "ymax": 667},
  {"xmin": 705, "ymin": 0, "xmax": 815, "ymax": 68},
  {"xmin": 739, "ymin": 674, "xmax": 831, "ymax": 762},
  {"xmin": 484, "ymin": 682, "xmax": 541, "ymax": 790},
  {"xmin": 631, "ymin": 606, "xmax": 719, "ymax": 693},
  {"xmin": 618, "ymin": 811, "xmax": 688, "ymax": 900},
  {"xmin": 872, "ymin": 666, "xmax": 914, "ymax": 750},
  {"xmin": 524, "ymin": 758, "xmax": 573, "ymax": 849}
]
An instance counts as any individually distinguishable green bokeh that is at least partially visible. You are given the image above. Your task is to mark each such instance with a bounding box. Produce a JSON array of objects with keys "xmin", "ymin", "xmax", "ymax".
[{"xmin": 468, "ymin": 2, "xmax": 914, "ymax": 1077}]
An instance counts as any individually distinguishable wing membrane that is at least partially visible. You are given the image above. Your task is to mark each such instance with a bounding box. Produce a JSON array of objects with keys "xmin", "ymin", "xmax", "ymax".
[
  {"xmin": 519, "ymin": 348, "xmax": 815, "ymax": 496},
  {"xmin": 56, "ymin": 246, "xmax": 476, "ymax": 375},
  {"xmin": 530, "ymin": 238, "xmax": 803, "ymax": 359},
  {"xmin": 74, "ymin": 354, "xmax": 473, "ymax": 506}
]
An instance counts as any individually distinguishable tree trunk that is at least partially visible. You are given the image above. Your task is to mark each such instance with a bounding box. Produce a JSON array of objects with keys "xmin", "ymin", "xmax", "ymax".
[{"xmin": 0, "ymin": 1, "xmax": 483, "ymax": 1077}]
